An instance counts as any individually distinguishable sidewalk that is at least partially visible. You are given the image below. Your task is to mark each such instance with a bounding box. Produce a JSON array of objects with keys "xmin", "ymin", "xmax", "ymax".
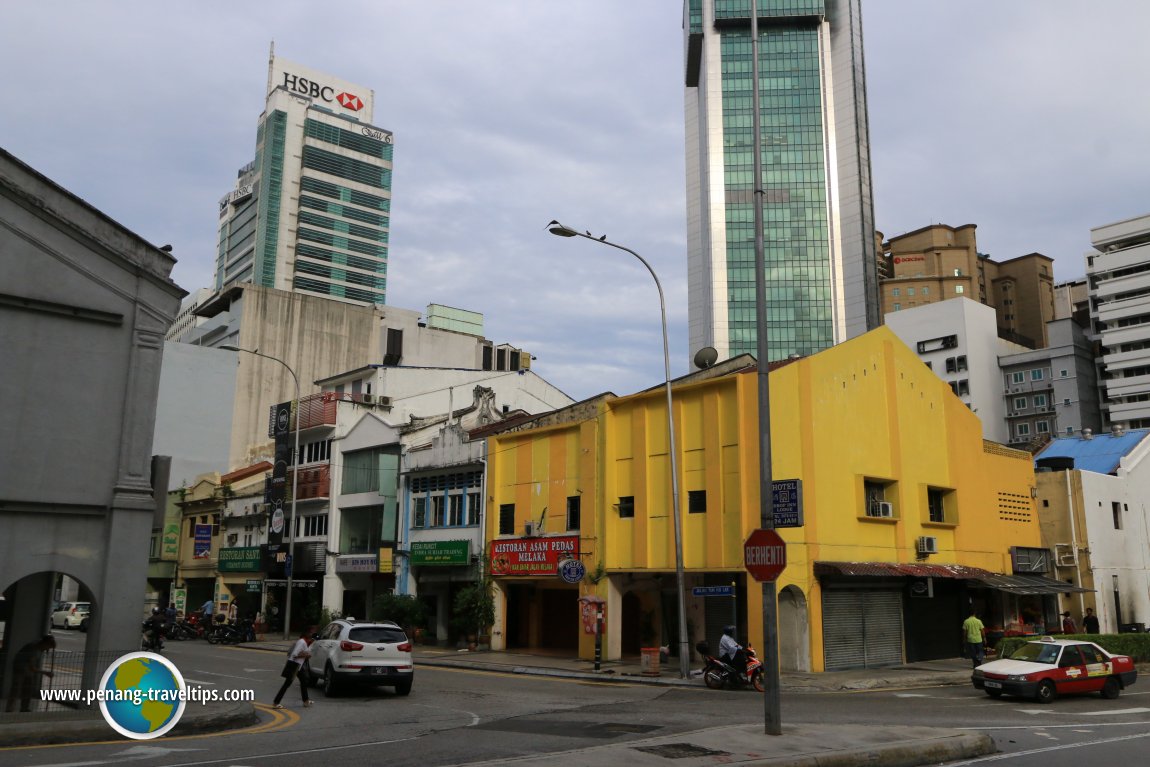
[{"xmin": 0, "ymin": 641, "xmax": 995, "ymax": 766}]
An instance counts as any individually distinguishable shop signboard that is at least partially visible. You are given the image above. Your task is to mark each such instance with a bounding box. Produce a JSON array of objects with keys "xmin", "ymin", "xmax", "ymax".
[
  {"xmin": 246, "ymin": 579, "xmax": 263, "ymax": 593},
  {"xmin": 336, "ymin": 554, "xmax": 379, "ymax": 573},
  {"xmin": 410, "ymin": 540, "xmax": 470, "ymax": 566},
  {"xmin": 489, "ymin": 534, "xmax": 579, "ymax": 577},
  {"xmin": 378, "ymin": 546, "xmax": 394, "ymax": 574},
  {"xmin": 218, "ymin": 546, "xmax": 262, "ymax": 572}
]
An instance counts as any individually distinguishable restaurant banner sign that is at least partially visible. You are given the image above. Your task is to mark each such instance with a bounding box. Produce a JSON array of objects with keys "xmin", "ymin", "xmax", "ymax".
[
  {"xmin": 410, "ymin": 540, "xmax": 470, "ymax": 566},
  {"xmin": 489, "ymin": 534, "xmax": 579, "ymax": 576},
  {"xmin": 218, "ymin": 546, "xmax": 262, "ymax": 572}
]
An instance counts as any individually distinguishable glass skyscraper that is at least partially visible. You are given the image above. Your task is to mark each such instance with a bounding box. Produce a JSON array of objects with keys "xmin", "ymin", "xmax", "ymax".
[
  {"xmin": 685, "ymin": 0, "xmax": 879, "ymax": 362},
  {"xmin": 215, "ymin": 54, "xmax": 392, "ymax": 306}
]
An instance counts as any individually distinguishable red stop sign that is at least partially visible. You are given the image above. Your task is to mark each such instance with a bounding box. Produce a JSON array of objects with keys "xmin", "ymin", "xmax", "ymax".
[{"xmin": 744, "ymin": 528, "xmax": 787, "ymax": 582}]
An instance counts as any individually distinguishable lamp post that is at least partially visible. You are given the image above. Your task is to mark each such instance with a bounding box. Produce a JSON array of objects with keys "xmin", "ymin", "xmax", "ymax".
[
  {"xmin": 220, "ymin": 345, "xmax": 300, "ymax": 641},
  {"xmin": 546, "ymin": 221, "xmax": 691, "ymax": 679}
]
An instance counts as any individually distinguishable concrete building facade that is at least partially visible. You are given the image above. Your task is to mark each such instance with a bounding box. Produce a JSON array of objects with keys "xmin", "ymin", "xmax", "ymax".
[
  {"xmin": 1087, "ymin": 212, "xmax": 1150, "ymax": 429},
  {"xmin": 882, "ymin": 224, "xmax": 1056, "ymax": 348},
  {"xmin": 1035, "ymin": 428, "xmax": 1150, "ymax": 633},
  {"xmin": 485, "ymin": 327, "xmax": 1065, "ymax": 672},
  {"xmin": 0, "ymin": 148, "xmax": 183, "ymax": 695}
]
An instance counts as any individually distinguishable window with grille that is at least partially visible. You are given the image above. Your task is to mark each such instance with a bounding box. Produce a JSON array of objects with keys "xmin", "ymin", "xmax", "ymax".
[
  {"xmin": 499, "ymin": 504, "xmax": 515, "ymax": 535},
  {"xmin": 617, "ymin": 496, "xmax": 635, "ymax": 519},
  {"xmin": 566, "ymin": 495, "xmax": 581, "ymax": 530}
]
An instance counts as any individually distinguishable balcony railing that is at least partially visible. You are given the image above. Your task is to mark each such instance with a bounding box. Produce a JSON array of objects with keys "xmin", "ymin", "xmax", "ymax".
[{"xmin": 289, "ymin": 464, "xmax": 331, "ymax": 501}]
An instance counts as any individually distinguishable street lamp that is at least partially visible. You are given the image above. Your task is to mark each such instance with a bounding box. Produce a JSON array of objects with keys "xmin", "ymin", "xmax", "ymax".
[
  {"xmin": 546, "ymin": 220, "xmax": 691, "ymax": 679},
  {"xmin": 220, "ymin": 344, "xmax": 301, "ymax": 641}
]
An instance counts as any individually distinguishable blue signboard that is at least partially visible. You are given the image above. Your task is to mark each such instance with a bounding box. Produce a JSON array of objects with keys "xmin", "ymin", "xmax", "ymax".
[
  {"xmin": 772, "ymin": 478, "xmax": 804, "ymax": 528},
  {"xmin": 692, "ymin": 585, "xmax": 735, "ymax": 597},
  {"xmin": 193, "ymin": 524, "xmax": 212, "ymax": 559}
]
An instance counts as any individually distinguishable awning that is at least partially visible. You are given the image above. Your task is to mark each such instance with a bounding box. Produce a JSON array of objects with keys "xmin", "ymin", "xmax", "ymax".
[
  {"xmin": 968, "ymin": 573, "xmax": 1093, "ymax": 595},
  {"xmin": 815, "ymin": 562, "xmax": 995, "ymax": 579},
  {"xmin": 814, "ymin": 561, "xmax": 1093, "ymax": 594}
]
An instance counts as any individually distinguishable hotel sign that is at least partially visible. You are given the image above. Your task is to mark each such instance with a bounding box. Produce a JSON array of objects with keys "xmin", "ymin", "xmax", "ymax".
[
  {"xmin": 489, "ymin": 534, "xmax": 579, "ymax": 577},
  {"xmin": 410, "ymin": 540, "xmax": 470, "ymax": 566}
]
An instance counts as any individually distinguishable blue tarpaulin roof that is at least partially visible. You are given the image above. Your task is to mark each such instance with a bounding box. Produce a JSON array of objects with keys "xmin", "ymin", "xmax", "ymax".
[{"xmin": 1035, "ymin": 429, "xmax": 1150, "ymax": 475}]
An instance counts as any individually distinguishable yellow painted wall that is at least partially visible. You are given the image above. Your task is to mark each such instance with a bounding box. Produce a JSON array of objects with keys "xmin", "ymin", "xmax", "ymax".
[{"xmin": 486, "ymin": 327, "xmax": 1041, "ymax": 668}]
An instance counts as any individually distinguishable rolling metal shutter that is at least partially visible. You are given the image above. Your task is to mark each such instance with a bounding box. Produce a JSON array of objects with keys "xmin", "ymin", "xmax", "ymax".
[{"xmin": 822, "ymin": 590, "xmax": 904, "ymax": 670}]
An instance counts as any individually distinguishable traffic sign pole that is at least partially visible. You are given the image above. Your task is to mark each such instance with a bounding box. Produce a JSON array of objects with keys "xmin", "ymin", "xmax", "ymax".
[{"xmin": 749, "ymin": 3, "xmax": 781, "ymax": 736}]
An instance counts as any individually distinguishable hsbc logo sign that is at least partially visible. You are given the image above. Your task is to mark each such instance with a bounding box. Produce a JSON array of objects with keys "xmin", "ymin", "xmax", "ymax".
[{"xmin": 281, "ymin": 72, "xmax": 364, "ymax": 112}]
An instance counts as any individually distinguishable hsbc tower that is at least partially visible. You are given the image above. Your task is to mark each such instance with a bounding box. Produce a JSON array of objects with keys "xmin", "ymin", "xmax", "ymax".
[{"xmin": 214, "ymin": 52, "xmax": 393, "ymax": 306}]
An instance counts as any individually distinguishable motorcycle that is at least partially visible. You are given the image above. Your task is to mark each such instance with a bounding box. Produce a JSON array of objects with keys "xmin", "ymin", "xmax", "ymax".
[
  {"xmin": 697, "ymin": 640, "xmax": 764, "ymax": 692},
  {"xmin": 206, "ymin": 618, "xmax": 251, "ymax": 645},
  {"xmin": 141, "ymin": 620, "xmax": 166, "ymax": 652},
  {"xmin": 168, "ymin": 618, "xmax": 199, "ymax": 641}
]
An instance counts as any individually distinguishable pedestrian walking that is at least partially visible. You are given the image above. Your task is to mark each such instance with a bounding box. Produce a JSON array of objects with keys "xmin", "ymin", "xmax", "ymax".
[
  {"xmin": 1083, "ymin": 607, "xmax": 1100, "ymax": 634},
  {"xmin": 961, "ymin": 609, "xmax": 986, "ymax": 669},
  {"xmin": 273, "ymin": 630, "xmax": 317, "ymax": 709},
  {"xmin": 200, "ymin": 598, "xmax": 214, "ymax": 622},
  {"xmin": 1061, "ymin": 611, "xmax": 1077, "ymax": 634},
  {"xmin": 5, "ymin": 635, "xmax": 56, "ymax": 712}
]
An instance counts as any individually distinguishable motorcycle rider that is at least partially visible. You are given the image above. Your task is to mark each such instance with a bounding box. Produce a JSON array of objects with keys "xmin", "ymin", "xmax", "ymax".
[
  {"xmin": 143, "ymin": 608, "xmax": 166, "ymax": 651},
  {"xmin": 719, "ymin": 625, "xmax": 747, "ymax": 681}
]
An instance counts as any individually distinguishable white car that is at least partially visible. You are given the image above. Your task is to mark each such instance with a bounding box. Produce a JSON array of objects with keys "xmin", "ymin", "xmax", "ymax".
[
  {"xmin": 310, "ymin": 619, "xmax": 414, "ymax": 697},
  {"xmin": 51, "ymin": 601, "xmax": 90, "ymax": 629}
]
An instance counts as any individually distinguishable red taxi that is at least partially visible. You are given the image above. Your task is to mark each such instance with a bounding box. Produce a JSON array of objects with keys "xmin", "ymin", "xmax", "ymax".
[{"xmin": 972, "ymin": 637, "xmax": 1137, "ymax": 703}]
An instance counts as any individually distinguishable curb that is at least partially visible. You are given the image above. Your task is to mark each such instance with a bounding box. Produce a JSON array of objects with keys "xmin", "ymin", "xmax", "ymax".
[
  {"xmin": 0, "ymin": 701, "xmax": 257, "ymax": 748},
  {"xmin": 780, "ymin": 733, "xmax": 996, "ymax": 767}
]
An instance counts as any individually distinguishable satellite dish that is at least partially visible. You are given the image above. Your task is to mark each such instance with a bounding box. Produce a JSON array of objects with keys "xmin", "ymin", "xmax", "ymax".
[{"xmin": 693, "ymin": 346, "xmax": 718, "ymax": 370}]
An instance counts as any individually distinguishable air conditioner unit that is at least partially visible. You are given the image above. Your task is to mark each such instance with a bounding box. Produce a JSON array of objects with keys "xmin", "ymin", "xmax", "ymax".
[
  {"xmin": 916, "ymin": 536, "xmax": 939, "ymax": 555},
  {"xmin": 377, "ymin": 395, "xmax": 391, "ymax": 406},
  {"xmin": 869, "ymin": 501, "xmax": 893, "ymax": 518},
  {"xmin": 524, "ymin": 521, "xmax": 535, "ymax": 537},
  {"xmin": 361, "ymin": 393, "xmax": 374, "ymax": 404}
]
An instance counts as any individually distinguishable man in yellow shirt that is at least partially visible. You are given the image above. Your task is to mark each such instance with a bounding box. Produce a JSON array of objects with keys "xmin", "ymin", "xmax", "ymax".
[{"xmin": 962, "ymin": 609, "xmax": 986, "ymax": 669}]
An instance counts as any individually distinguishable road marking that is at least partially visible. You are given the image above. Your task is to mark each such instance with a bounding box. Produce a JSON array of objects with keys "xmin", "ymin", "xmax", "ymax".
[
  {"xmin": 1077, "ymin": 707, "xmax": 1150, "ymax": 715},
  {"xmin": 0, "ymin": 703, "xmax": 297, "ymax": 752},
  {"xmin": 18, "ymin": 744, "xmax": 205, "ymax": 766},
  {"xmin": 179, "ymin": 678, "xmax": 217, "ymax": 686},
  {"xmin": 192, "ymin": 670, "xmax": 259, "ymax": 680},
  {"xmin": 161, "ymin": 735, "xmax": 421, "ymax": 767},
  {"xmin": 944, "ymin": 729, "xmax": 1150, "ymax": 764},
  {"xmin": 413, "ymin": 702, "xmax": 481, "ymax": 726}
]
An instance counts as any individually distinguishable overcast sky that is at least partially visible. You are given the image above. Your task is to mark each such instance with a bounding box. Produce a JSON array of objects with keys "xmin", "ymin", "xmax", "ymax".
[{"xmin": 5, "ymin": 2, "xmax": 1150, "ymax": 402}]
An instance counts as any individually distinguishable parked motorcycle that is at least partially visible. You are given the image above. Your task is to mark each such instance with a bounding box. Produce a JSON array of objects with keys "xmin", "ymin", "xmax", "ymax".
[
  {"xmin": 141, "ymin": 619, "xmax": 166, "ymax": 652},
  {"xmin": 168, "ymin": 619, "xmax": 199, "ymax": 641},
  {"xmin": 697, "ymin": 640, "xmax": 764, "ymax": 692},
  {"xmin": 206, "ymin": 618, "xmax": 251, "ymax": 645}
]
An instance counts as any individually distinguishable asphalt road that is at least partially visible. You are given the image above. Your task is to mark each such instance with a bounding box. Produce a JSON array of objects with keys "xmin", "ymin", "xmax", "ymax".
[{"xmin": 3, "ymin": 629, "xmax": 1148, "ymax": 767}]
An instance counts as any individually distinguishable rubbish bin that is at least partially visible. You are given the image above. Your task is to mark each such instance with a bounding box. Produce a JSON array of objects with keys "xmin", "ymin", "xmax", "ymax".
[{"xmin": 640, "ymin": 647, "xmax": 661, "ymax": 676}]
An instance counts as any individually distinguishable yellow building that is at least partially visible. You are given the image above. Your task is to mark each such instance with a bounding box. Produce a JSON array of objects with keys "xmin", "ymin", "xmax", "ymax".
[{"xmin": 485, "ymin": 328, "xmax": 1071, "ymax": 671}]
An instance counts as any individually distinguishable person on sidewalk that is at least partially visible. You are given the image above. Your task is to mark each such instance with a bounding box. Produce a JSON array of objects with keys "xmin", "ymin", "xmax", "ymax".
[
  {"xmin": 5, "ymin": 635, "xmax": 55, "ymax": 712},
  {"xmin": 1082, "ymin": 607, "xmax": 1100, "ymax": 634},
  {"xmin": 273, "ymin": 630, "xmax": 317, "ymax": 709},
  {"xmin": 1061, "ymin": 611, "xmax": 1077, "ymax": 634},
  {"xmin": 961, "ymin": 609, "xmax": 986, "ymax": 669}
]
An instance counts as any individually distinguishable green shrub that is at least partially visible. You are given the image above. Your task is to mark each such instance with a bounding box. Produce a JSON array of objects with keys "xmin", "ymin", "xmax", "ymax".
[
  {"xmin": 370, "ymin": 593, "xmax": 426, "ymax": 631},
  {"xmin": 995, "ymin": 633, "xmax": 1150, "ymax": 662},
  {"xmin": 451, "ymin": 580, "xmax": 495, "ymax": 638}
]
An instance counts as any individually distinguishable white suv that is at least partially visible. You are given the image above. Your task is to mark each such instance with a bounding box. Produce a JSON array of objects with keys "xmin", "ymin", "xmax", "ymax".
[{"xmin": 310, "ymin": 619, "xmax": 413, "ymax": 697}]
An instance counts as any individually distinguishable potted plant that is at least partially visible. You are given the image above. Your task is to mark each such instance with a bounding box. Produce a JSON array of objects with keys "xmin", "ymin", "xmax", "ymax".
[{"xmin": 452, "ymin": 579, "xmax": 495, "ymax": 650}]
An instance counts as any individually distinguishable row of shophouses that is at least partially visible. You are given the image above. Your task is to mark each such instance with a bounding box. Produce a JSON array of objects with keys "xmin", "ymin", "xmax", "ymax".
[{"xmin": 149, "ymin": 326, "xmax": 1150, "ymax": 672}]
